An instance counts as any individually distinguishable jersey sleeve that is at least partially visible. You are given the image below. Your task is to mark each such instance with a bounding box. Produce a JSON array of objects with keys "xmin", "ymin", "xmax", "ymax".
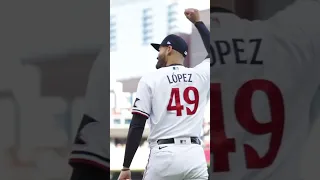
[
  {"xmin": 268, "ymin": 0, "xmax": 320, "ymax": 61},
  {"xmin": 194, "ymin": 58, "xmax": 210, "ymax": 80},
  {"xmin": 83, "ymin": 48, "xmax": 109, "ymax": 122},
  {"xmin": 69, "ymin": 48, "xmax": 110, "ymax": 171},
  {"xmin": 131, "ymin": 77, "xmax": 152, "ymax": 119}
]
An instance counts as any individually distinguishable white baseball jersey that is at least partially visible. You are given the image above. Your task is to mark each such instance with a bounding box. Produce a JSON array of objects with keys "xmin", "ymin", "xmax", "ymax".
[
  {"xmin": 211, "ymin": 1, "xmax": 320, "ymax": 180},
  {"xmin": 132, "ymin": 60, "xmax": 210, "ymax": 146},
  {"xmin": 69, "ymin": 48, "xmax": 110, "ymax": 170}
]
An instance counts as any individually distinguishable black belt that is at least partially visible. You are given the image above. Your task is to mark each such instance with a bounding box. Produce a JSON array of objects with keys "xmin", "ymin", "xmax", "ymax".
[{"xmin": 157, "ymin": 137, "xmax": 201, "ymax": 145}]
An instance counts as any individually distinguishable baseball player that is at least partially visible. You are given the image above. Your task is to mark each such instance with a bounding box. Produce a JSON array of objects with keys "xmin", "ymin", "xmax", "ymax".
[
  {"xmin": 211, "ymin": 0, "xmax": 320, "ymax": 180},
  {"xmin": 118, "ymin": 9, "xmax": 210, "ymax": 180},
  {"xmin": 68, "ymin": 48, "xmax": 109, "ymax": 180}
]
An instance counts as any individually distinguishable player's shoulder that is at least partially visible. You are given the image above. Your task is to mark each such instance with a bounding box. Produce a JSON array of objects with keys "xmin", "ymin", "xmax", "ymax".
[
  {"xmin": 191, "ymin": 58, "xmax": 210, "ymax": 75},
  {"xmin": 139, "ymin": 68, "xmax": 164, "ymax": 84},
  {"xmin": 139, "ymin": 66, "xmax": 178, "ymax": 85}
]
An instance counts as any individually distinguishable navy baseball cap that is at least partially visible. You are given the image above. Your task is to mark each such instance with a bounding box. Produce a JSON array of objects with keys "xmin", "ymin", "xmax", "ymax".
[{"xmin": 151, "ymin": 34, "xmax": 188, "ymax": 57}]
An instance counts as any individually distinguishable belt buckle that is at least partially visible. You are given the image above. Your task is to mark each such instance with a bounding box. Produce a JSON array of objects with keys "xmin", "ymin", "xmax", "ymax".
[
  {"xmin": 174, "ymin": 137, "xmax": 191, "ymax": 145},
  {"xmin": 192, "ymin": 138, "xmax": 199, "ymax": 144}
]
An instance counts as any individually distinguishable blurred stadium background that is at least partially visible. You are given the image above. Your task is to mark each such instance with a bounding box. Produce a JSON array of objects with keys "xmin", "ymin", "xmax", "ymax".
[
  {"xmin": 0, "ymin": 1, "xmax": 107, "ymax": 180},
  {"xmin": 109, "ymin": 0, "xmax": 210, "ymax": 179},
  {"xmin": 0, "ymin": 0, "xmax": 320, "ymax": 180}
]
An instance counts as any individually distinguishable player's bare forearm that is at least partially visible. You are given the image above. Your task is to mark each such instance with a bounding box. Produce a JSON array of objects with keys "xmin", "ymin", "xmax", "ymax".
[{"xmin": 122, "ymin": 113, "xmax": 148, "ymax": 168}]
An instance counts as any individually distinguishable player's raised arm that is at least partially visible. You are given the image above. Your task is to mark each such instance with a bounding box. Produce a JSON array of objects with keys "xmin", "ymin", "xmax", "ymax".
[
  {"xmin": 185, "ymin": 8, "xmax": 210, "ymax": 57},
  {"xmin": 118, "ymin": 77, "xmax": 152, "ymax": 180},
  {"xmin": 184, "ymin": 8, "xmax": 210, "ymax": 79},
  {"xmin": 68, "ymin": 48, "xmax": 109, "ymax": 180}
]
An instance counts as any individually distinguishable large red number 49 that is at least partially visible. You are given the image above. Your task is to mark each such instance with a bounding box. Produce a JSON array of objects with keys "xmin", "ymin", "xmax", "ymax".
[
  {"xmin": 167, "ymin": 86, "xmax": 199, "ymax": 116},
  {"xmin": 211, "ymin": 79, "xmax": 285, "ymax": 172}
]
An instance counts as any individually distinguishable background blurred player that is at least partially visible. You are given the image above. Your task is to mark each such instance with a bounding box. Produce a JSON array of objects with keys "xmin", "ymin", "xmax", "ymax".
[
  {"xmin": 211, "ymin": 0, "xmax": 320, "ymax": 179},
  {"xmin": 68, "ymin": 48, "xmax": 109, "ymax": 180},
  {"xmin": 118, "ymin": 9, "xmax": 210, "ymax": 180}
]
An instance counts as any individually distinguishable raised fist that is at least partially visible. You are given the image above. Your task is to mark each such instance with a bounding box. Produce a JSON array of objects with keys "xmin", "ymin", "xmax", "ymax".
[{"xmin": 184, "ymin": 8, "xmax": 200, "ymax": 24}]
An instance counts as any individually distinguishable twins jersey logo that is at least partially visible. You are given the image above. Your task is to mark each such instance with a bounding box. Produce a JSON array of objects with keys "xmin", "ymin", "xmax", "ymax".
[
  {"xmin": 73, "ymin": 114, "xmax": 98, "ymax": 145},
  {"xmin": 133, "ymin": 98, "xmax": 140, "ymax": 108}
]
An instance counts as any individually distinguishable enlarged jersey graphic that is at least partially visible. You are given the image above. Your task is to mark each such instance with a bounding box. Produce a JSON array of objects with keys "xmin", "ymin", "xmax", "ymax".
[
  {"xmin": 210, "ymin": 1, "xmax": 320, "ymax": 179},
  {"xmin": 73, "ymin": 114, "xmax": 98, "ymax": 145}
]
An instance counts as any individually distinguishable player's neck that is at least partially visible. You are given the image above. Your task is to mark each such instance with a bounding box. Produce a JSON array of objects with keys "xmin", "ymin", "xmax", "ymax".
[
  {"xmin": 167, "ymin": 60, "xmax": 184, "ymax": 67},
  {"xmin": 166, "ymin": 56, "xmax": 184, "ymax": 67},
  {"xmin": 167, "ymin": 63, "xmax": 183, "ymax": 67}
]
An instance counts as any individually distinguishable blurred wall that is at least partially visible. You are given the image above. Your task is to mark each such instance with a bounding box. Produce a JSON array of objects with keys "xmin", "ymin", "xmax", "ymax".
[
  {"xmin": 0, "ymin": 0, "xmax": 107, "ymax": 59},
  {"xmin": 254, "ymin": 0, "xmax": 295, "ymax": 19},
  {"xmin": 25, "ymin": 51, "xmax": 99, "ymax": 97}
]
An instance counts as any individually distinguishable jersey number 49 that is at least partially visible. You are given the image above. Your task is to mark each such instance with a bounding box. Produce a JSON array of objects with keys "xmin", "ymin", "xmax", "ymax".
[
  {"xmin": 167, "ymin": 86, "xmax": 199, "ymax": 116},
  {"xmin": 211, "ymin": 79, "xmax": 285, "ymax": 172}
]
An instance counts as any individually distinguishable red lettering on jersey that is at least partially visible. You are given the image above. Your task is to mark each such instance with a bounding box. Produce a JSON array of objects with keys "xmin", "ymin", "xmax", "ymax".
[
  {"xmin": 167, "ymin": 87, "xmax": 199, "ymax": 116},
  {"xmin": 211, "ymin": 79, "xmax": 285, "ymax": 172},
  {"xmin": 167, "ymin": 88, "xmax": 184, "ymax": 116}
]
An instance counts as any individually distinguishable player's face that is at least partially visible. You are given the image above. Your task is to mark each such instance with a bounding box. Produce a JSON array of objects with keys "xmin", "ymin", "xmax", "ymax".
[{"xmin": 156, "ymin": 46, "xmax": 171, "ymax": 69}]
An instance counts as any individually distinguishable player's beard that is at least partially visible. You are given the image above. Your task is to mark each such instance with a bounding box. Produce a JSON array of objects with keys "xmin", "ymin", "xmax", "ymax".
[{"xmin": 156, "ymin": 53, "xmax": 167, "ymax": 69}]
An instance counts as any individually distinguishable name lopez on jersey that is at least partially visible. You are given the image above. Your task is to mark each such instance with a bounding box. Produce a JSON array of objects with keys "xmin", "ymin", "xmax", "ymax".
[
  {"xmin": 211, "ymin": 38, "xmax": 263, "ymax": 65},
  {"xmin": 167, "ymin": 73, "xmax": 192, "ymax": 84}
]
